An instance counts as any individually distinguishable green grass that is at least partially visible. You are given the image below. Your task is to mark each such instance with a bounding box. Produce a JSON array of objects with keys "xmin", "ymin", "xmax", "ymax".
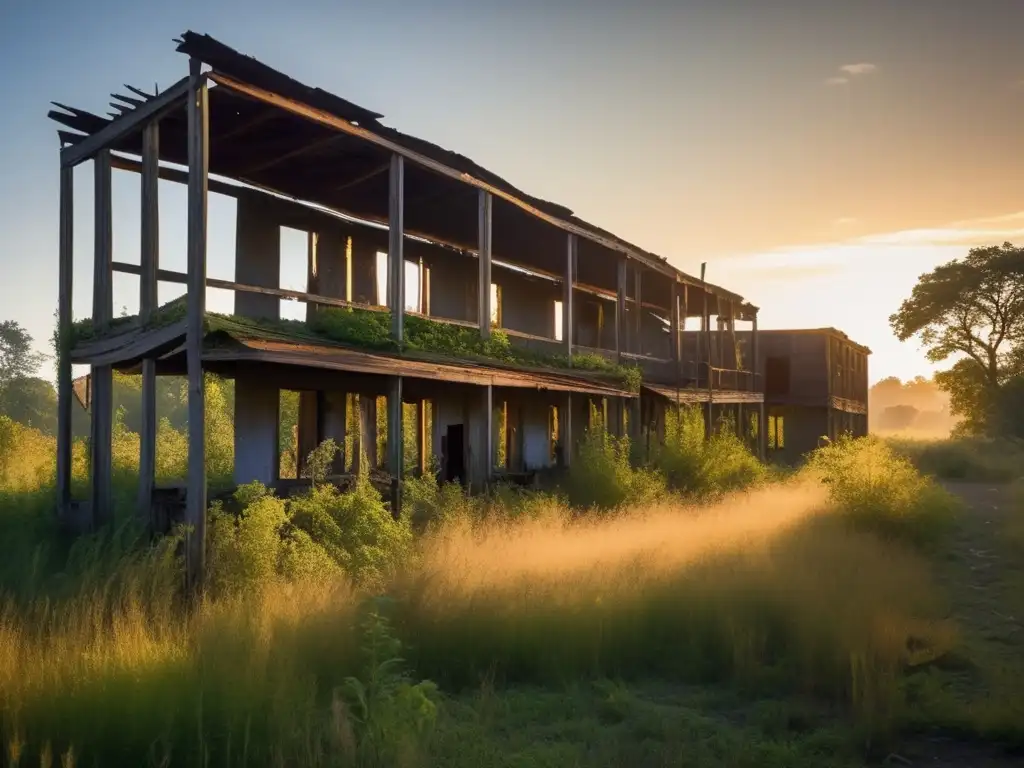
[
  {"xmin": 2, "ymin": 407, "xmax": 1023, "ymax": 766},
  {"xmin": 885, "ymin": 435, "xmax": 1024, "ymax": 483}
]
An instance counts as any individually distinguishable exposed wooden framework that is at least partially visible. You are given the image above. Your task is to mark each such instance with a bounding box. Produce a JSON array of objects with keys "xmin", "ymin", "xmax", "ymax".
[{"xmin": 48, "ymin": 30, "xmax": 783, "ymax": 585}]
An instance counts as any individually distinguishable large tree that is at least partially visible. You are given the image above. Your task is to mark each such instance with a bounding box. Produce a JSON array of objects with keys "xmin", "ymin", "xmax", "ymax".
[
  {"xmin": 890, "ymin": 242, "xmax": 1024, "ymax": 435},
  {"xmin": 0, "ymin": 320, "xmax": 45, "ymax": 389}
]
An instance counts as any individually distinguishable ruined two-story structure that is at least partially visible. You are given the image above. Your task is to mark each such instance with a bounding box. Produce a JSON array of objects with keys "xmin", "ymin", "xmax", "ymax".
[{"xmin": 49, "ymin": 32, "xmax": 766, "ymax": 583}]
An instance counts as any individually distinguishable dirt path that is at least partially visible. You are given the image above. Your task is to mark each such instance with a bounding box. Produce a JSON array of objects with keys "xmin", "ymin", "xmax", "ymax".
[{"xmin": 897, "ymin": 481, "xmax": 1022, "ymax": 767}]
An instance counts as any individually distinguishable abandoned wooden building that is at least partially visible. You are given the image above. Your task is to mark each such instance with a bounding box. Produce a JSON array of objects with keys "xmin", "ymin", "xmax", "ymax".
[
  {"xmin": 752, "ymin": 329, "xmax": 870, "ymax": 463},
  {"xmin": 49, "ymin": 32, "xmax": 766, "ymax": 582}
]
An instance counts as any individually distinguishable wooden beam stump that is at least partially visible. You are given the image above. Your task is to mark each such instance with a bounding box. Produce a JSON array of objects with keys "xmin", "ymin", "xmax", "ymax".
[
  {"xmin": 387, "ymin": 376, "xmax": 404, "ymax": 517},
  {"xmin": 90, "ymin": 149, "xmax": 113, "ymax": 530},
  {"xmin": 56, "ymin": 164, "xmax": 74, "ymax": 520},
  {"xmin": 138, "ymin": 121, "xmax": 160, "ymax": 530},
  {"xmin": 478, "ymin": 190, "xmax": 493, "ymax": 338},
  {"xmin": 185, "ymin": 59, "xmax": 209, "ymax": 591}
]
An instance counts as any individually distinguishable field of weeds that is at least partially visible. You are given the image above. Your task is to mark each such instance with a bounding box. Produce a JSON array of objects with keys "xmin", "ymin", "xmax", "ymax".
[{"xmin": 1, "ymin": 405, "xmax": 1022, "ymax": 767}]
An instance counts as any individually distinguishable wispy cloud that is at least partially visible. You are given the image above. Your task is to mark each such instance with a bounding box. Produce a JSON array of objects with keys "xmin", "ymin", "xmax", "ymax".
[
  {"xmin": 839, "ymin": 62, "xmax": 878, "ymax": 76},
  {"xmin": 825, "ymin": 77, "xmax": 849, "ymax": 86}
]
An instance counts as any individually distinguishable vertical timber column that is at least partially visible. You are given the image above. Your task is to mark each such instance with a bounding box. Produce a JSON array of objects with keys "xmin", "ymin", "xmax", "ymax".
[
  {"xmin": 633, "ymin": 267, "xmax": 643, "ymax": 356},
  {"xmin": 478, "ymin": 190, "xmax": 493, "ymax": 338},
  {"xmin": 185, "ymin": 59, "xmax": 209, "ymax": 590},
  {"xmin": 700, "ymin": 264, "xmax": 712, "ymax": 438},
  {"xmin": 563, "ymin": 393, "xmax": 572, "ymax": 467},
  {"xmin": 296, "ymin": 233, "xmax": 320, "ymax": 477},
  {"xmin": 563, "ymin": 234, "xmax": 576, "ymax": 360},
  {"xmin": 56, "ymin": 162, "xmax": 74, "ymax": 519},
  {"xmin": 615, "ymin": 258, "xmax": 627, "ymax": 361},
  {"xmin": 387, "ymin": 153, "xmax": 405, "ymax": 512},
  {"xmin": 389, "ymin": 154, "xmax": 404, "ymax": 343},
  {"xmin": 670, "ymin": 281, "xmax": 681, "ymax": 380},
  {"xmin": 752, "ymin": 312, "xmax": 766, "ymax": 460},
  {"xmin": 137, "ymin": 121, "xmax": 160, "ymax": 529},
  {"xmin": 90, "ymin": 149, "xmax": 113, "ymax": 529},
  {"xmin": 387, "ymin": 377, "xmax": 403, "ymax": 516},
  {"xmin": 415, "ymin": 400, "xmax": 427, "ymax": 476}
]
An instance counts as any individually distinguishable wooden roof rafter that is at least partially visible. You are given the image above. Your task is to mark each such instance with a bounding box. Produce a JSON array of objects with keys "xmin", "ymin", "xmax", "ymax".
[{"xmin": 49, "ymin": 30, "xmax": 759, "ymax": 318}]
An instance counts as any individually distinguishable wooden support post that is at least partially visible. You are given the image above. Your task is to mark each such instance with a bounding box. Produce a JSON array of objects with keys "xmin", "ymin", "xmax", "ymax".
[
  {"xmin": 615, "ymin": 258, "xmax": 627, "ymax": 361},
  {"xmin": 478, "ymin": 190, "xmax": 493, "ymax": 337},
  {"xmin": 670, "ymin": 281, "xmax": 681, "ymax": 378},
  {"xmin": 416, "ymin": 400, "xmax": 428, "ymax": 476},
  {"xmin": 563, "ymin": 392, "xmax": 573, "ymax": 467},
  {"xmin": 563, "ymin": 233, "xmax": 576, "ymax": 360},
  {"xmin": 185, "ymin": 59, "xmax": 209, "ymax": 590},
  {"xmin": 137, "ymin": 121, "xmax": 159, "ymax": 530},
  {"xmin": 751, "ymin": 312, "xmax": 760, "ymax": 396},
  {"xmin": 388, "ymin": 154, "xmax": 404, "ymax": 342},
  {"xmin": 387, "ymin": 376, "xmax": 403, "ymax": 517},
  {"xmin": 90, "ymin": 149, "xmax": 113, "ymax": 530},
  {"xmin": 56, "ymin": 163, "xmax": 74, "ymax": 520},
  {"xmin": 484, "ymin": 384, "xmax": 493, "ymax": 488},
  {"xmin": 700, "ymin": 263, "xmax": 712, "ymax": 437},
  {"xmin": 758, "ymin": 401, "xmax": 767, "ymax": 461},
  {"xmin": 634, "ymin": 267, "xmax": 643, "ymax": 356}
]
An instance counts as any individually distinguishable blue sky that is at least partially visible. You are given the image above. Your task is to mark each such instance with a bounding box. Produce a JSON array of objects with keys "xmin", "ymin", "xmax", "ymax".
[{"xmin": 3, "ymin": 0, "xmax": 1024, "ymax": 383}]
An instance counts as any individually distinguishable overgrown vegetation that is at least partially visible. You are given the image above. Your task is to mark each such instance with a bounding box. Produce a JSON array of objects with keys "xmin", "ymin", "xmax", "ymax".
[
  {"xmin": 2, "ymin": 383, "xmax": 1022, "ymax": 765},
  {"xmin": 886, "ymin": 434, "xmax": 1024, "ymax": 483},
  {"xmin": 69, "ymin": 302, "xmax": 643, "ymax": 392}
]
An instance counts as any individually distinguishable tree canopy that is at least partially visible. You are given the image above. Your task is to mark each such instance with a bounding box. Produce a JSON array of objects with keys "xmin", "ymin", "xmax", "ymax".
[
  {"xmin": 0, "ymin": 320, "xmax": 45, "ymax": 389},
  {"xmin": 890, "ymin": 242, "xmax": 1024, "ymax": 435}
]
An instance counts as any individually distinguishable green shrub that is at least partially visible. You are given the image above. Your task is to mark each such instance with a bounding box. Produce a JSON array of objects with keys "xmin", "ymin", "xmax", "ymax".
[
  {"xmin": 807, "ymin": 436, "xmax": 958, "ymax": 549},
  {"xmin": 565, "ymin": 416, "xmax": 666, "ymax": 510},
  {"xmin": 655, "ymin": 406, "xmax": 766, "ymax": 497}
]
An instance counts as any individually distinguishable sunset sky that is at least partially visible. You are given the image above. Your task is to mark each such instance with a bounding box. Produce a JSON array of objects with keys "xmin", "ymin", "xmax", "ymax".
[{"xmin": 2, "ymin": 0, "xmax": 1023, "ymax": 384}]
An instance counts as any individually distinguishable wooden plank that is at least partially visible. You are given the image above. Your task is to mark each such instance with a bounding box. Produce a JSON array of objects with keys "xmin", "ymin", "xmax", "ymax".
[
  {"xmin": 478, "ymin": 190, "xmax": 493, "ymax": 337},
  {"xmin": 670, "ymin": 281, "xmax": 681, "ymax": 372},
  {"xmin": 91, "ymin": 149, "xmax": 114, "ymax": 529},
  {"xmin": 416, "ymin": 399, "xmax": 427, "ymax": 475},
  {"xmin": 615, "ymin": 259, "xmax": 626, "ymax": 361},
  {"xmin": 61, "ymin": 76, "xmax": 191, "ymax": 168},
  {"xmin": 388, "ymin": 154, "xmax": 404, "ymax": 342},
  {"xmin": 563, "ymin": 234, "xmax": 576, "ymax": 359},
  {"xmin": 634, "ymin": 267, "xmax": 643, "ymax": 356},
  {"xmin": 138, "ymin": 121, "xmax": 160, "ymax": 529},
  {"xmin": 56, "ymin": 164, "xmax": 74, "ymax": 517},
  {"xmin": 387, "ymin": 376, "xmax": 403, "ymax": 516},
  {"xmin": 185, "ymin": 59, "xmax": 209, "ymax": 591}
]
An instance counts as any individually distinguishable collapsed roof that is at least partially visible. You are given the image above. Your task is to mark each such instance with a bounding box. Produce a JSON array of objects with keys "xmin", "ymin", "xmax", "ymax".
[{"xmin": 49, "ymin": 31, "xmax": 757, "ymax": 320}]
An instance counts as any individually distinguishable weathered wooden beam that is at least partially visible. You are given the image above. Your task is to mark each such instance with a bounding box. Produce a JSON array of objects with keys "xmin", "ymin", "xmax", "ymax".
[
  {"xmin": 388, "ymin": 154, "xmax": 404, "ymax": 342},
  {"xmin": 563, "ymin": 393, "xmax": 573, "ymax": 467},
  {"xmin": 387, "ymin": 376, "xmax": 403, "ymax": 516},
  {"xmin": 478, "ymin": 190, "xmax": 493, "ymax": 337},
  {"xmin": 90, "ymin": 150, "xmax": 114, "ymax": 529},
  {"xmin": 138, "ymin": 121, "xmax": 160, "ymax": 530},
  {"xmin": 563, "ymin": 234, "xmax": 576, "ymax": 360},
  {"xmin": 615, "ymin": 259, "xmax": 627, "ymax": 362},
  {"xmin": 416, "ymin": 399, "xmax": 427, "ymax": 476},
  {"xmin": 56, "ymin": 164, "xmax": 74, "ymax": 518},
  {"xmin": 670, "ymin": 281, "xmax": 681, "ymax": 374},
  {"xmin": 61, "ymin": 76, "xmax": 191, "ymax": 168},
  {"xmin": 634, "ymin": 267, "xmax": 643, "ymax": 356},
  {"xmin": 185, "ymin": 59, "xmax": 209, "ymax": 591}
]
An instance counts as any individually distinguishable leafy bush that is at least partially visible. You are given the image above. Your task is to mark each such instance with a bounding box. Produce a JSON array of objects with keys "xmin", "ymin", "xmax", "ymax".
[
  {"xmin": 654, "ymin": 406, "xmax": 766, "ymax": 497},
  {"xmin": 564, "ymin": 416, "xmax": 666, "ymax": 510},
  {"xmin": 807, "ymin": 436, "xmax": 958, "ymax": 549}
]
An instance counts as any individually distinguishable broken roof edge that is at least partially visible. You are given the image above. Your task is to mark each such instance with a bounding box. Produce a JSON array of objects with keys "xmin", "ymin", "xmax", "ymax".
[
  {"xmin": 49, "ymin": 30, "xmax": 756, "ymax": 314},
  {"xmin": 177, "ymin": 31, "xmax": 754, "ymax": 310}
]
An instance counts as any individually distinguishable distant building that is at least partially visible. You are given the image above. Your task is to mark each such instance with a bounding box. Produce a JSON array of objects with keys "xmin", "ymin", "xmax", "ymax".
[{"xmin": 750, "ymin": 329, "xmax": 870, "ymax": 463}]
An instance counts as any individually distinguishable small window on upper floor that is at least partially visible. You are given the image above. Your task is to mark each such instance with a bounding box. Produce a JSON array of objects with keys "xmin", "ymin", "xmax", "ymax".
[
  {"xmin": 554, "ymin": 300, "xmax": 564, "ymax": 342},
  {"xmin": 375, "ymin": 251, "xmax": 422, "ymax": 312},
  {"xmin": 491, "ymin": 283, "xmax": 502, "ymax": 327}
]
